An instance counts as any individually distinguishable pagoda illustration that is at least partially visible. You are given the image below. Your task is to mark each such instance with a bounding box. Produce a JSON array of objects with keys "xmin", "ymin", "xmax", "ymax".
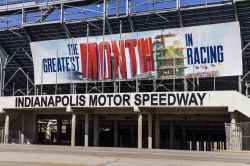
[{"xmin": 153, "ymin": 33, "xmax": 187, "ymax": 79}]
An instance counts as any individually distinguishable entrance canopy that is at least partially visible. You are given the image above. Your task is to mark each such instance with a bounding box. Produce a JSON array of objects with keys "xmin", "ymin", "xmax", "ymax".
[{"xmin": 1, "ymin": 91, "xmax": 250, "ymax": 117}]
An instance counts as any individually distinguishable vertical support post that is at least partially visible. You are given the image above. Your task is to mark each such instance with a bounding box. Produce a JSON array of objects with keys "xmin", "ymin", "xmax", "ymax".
[
  {"xmin": 169, "ymin": 120, "xmax": 174, "ymax": 149},
  {"xmin": 94, "ymin": 114, "xmax": 99, "ymax": 147},
  {"xmin": 21, "ymin": 8, "xmax": 26, "ymax": 25},
  {"xmin": 41, "ymin": 62, "xmax": 43, "ymax": 95},
  {"xmin": 138, "ymin": 113, "xmax": 142, "ymax": 148},
  {"xmin": 27, "ymin": 72, "xmax": 29, "ymax": 95},
  {"xmin": 230, "ymin": 112, "xmax": 236, "ymax": 150},
  {"xmin": 114, "ymin": 119, "xmax": 118, "ymax": 147},
  {"xmin": 214, "ymin": 77, "xmax": 216, "ymax": 91},
  {"xmin": 184, "ymin": 77, "xmax": 187, "ymax": 91},
  {"xmin": 193, "ymin": 77, "xmax": 195, "ymax": 91},
  {"xmin": 0, "ymin": 59, "xmax": 2, "ymax": 97},
  {"xmin": 153, "ymin": 79, "xmax": 157, "ymax": 91},
  {"xmin": 1, "ymin": 66, "xmax": 5, "ymax": 96},
  {"xmin": 102, "ymin": 0, "xmax": 106, "ymax": 93},
  {"xmin": 148, "ymin": 113, "xmax": 152, "ymax": 149},
  {"xmin": 71, "ymin": 113, "xmax": 76, "ymax": 146},
  {"xmin": 126, "ymin": 0, "xmax": 130, "ymax": 16},
  {"xmin": 119, "ymin": 20, "xmax": 122, "ymax": 93},
  {"xmin": 40, "ymin": 8, "xmax": 43, "ymax": 23},
  {"xmin": 60, "ymin": 4, "xmax": 64, "ymax": 23},
  {"xmin": 154, "ymin": 35, "xmax": 157, "ymax": 91},
  {"xmin": 136, "ymin": 31, "xmax": 139, "ymax": 93},
  {"xmin": 155, "ymin": 114, "xmax": 160, "ymax": 149},
  {"xmin": 245, "ymin": 82, "xmax": 249, "ymax": 97},
  {"xmin": 84, "ymin": 113, "xmax": 89, "ymax": 147},
  {"xmin": 86, "ymin": 24, "xmax": 89, "ymax": 94},
  {"xmin": 21, "ymin": 114, "xmax": 24, "ymax": 144},
  {"xmin": 4, "ymin": 113, "xmax": 9, "ymax": 144},
  {"xmin": 239, "ymin": 76, "xmax": 242, "ymax": 93},
  {"xmin": 116, "ymin": 0, "xmax": 119, "ymax": 17},
  {"xmin": 70, "ymin": 36, "xmax": 74, "ymax": 94},
  {"xmin": 173, "ymin": 57, "xmax": 176, "ymax": 91},
  {"xmin": 12, "ymin": 83, "xmax": 15, "ymax": 96},
  {"xmin": 55, "ymin": 48, "xmax": 59, "ymax": 95},
  {"xmin": 176, "ymin": 0, "xmax": 179, "ymax": 9},
  {"xmin": 1, "ymin": 129, "xmax": 3, "ymax": 143}
]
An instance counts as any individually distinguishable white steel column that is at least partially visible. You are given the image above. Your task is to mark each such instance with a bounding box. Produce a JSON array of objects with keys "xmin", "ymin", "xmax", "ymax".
[
  {"xmin": 138, "ymin": 113, "xmax": 142, "ymax": 149},
  {"xmin": 231, "ymin": 112, "xmax": 236, "ymax": 124},
  {"xmin": 155, "ymin": 115, "xmax": 160, "ymax": 149},
  {"xmin": 94, "ymin": 114, "xmax": 99, "ymax": 147},
  {"xmin": 238, "ymin": 76, "xmax": 242, "ymax": 93},
  {"xmin": 4, "ymin": 114, "xmax": 9, "ymax": 144},
  {"xmin": 230, "ymin": 112, "xmax": 237, "ymax": 150},
  {"xmin": 71, "ymin": 113, "xmax": 76, "ymax": 146},
  {"xmin": 21, "ymin": 114, "xmax": 25, "ymax": 144},
  {"xmin": 114, "ymin": 120, "xmax": 118, "ymax": 147},
  {"xmin": 84, "ymin": 113, "xmax": 89, "ymax": 147},
  {"xmin": 148, "ymin": 113, "xmax": 152, "ymax": 149}
]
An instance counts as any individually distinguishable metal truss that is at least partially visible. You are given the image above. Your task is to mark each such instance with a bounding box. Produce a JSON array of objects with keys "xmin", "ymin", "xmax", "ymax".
[
  {"xmin": 2, "ymin": 47, "xmax": 34, "ymax": 96},
  {"xmin": 0, "ymin": 0, "xmax": 247, "ymax": 97}
]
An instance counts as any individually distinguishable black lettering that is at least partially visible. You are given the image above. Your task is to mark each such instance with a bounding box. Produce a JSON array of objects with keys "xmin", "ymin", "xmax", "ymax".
[
  {"xmin": 79, "ymin": 95, "xmax": 85, "ymax": 106},
  {"xmin": 134, "ymin": 94, "xmax": 141, "ymax": 106},
  {"xmin": 197, "ymin": 93, "xmax": 206, "ymax": 105},
  {"xmin": 142, "ymin": 94, "xmax": 150, "ymax": 105},
  {"xmin": 25, "ymin": 97, "xmax": 31, "ymax": 107},
  {"xmin": 123, "ymin": 94, "xmax": 130, "ymax": 106},
  {"xmin": 70, "ymin": 96, "xmax": 76, "ymax": 106},
  {"xmin": 176, "ymin": 93, "xmax": 189, "ymax": 105},
  {"xmin": 114, "ymin": 94, "xmax": 122, "ymax": 106},
  {"xmin": 168, "ymin": 94, "xmax": 176, "ymax": 105},
  {"xmin": 55, "ymin": 96, "xmax": 61, "ymax": 107},
  {"xmin": 30, "ymin": 97, "xmax": 34, "ymax": 107},
  {"xmin": 159, "ymin": 94, "xmax": 166, "ymax": 105},
  {"xmin": 41, "ymin": 96, "xmax": 48, "ymax": 107},
  {"xmin": 151, "ymin": 94, "xmax": 158, "ymax": 106},
  {"xmin": 62, "ymin": 96, "xmax": 69, "ymax": 106},
  {"xmin": 48, "ymin": 96, "xmax": 55, "ymax": 106},
  {"xmin": 107, "ymin": 95, "xmax": 113, "ymax": 106},
  {"xmin": 188, "ymin": 93, "xmax": 198, "ymax": 105},
  {"xmin": 34, "ymin": 97, "xmax": 40, "ymax": 107},
  {"xmin": 90, "ymin": 95, "xmax": 98, "ymax": 106},
  {"xmin": 17, "ymin": 97, "xmax": 24, "ymax": 107},
  {"xmin": 98, "ymin": 95, "xmax": 106, "ymax": 106}
]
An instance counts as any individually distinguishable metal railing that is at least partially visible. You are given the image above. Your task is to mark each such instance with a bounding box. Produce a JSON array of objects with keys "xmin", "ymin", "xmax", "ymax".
[
  {"xmin": 0, "ymin": 0, "xmax": 34, "ymax": 6},
  {"xmin": 0, "ymin": 128, "xmax": 31, "ymax": 144},
  {"xmin": 225, "ymin": 122, "xmax": 250, "ymax": 151},
  {"xmin": 0, "ymin": 0, "xmax": 234, "ymax": 29}
]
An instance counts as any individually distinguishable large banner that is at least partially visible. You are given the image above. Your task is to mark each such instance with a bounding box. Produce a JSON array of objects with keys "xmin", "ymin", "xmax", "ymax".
[{"xmin": 31, "ymin": 22, "xmax": 242, "ymax": 85}]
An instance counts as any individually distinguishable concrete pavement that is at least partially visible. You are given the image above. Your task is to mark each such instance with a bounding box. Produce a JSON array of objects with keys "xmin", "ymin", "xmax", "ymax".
[{"xmin": 0, "ymin": 144, "xmax": 249, "ymax": 165}]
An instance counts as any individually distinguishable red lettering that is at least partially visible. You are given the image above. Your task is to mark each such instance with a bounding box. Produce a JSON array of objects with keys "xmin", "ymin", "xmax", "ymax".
[
  {"xmin": 99, "ymin": 42, "xmax": 112, "ymax": 80},
  {"xmin": 80, "ymin": 43, "xmax": 87, "ymax": 78},
  {"xmin": 111, "ymin": 40, "xmax": 127, "ymax": 79},
  {"xmin": 138, "ymin": 38, "xmax": 154, "ymax": 73},
  {"xmin": 80, "ymin": 43, "xmax": 98, "ymax": 80},
  {"xmin": 80, "ymin": 37, "xmax": 154, "ymax": 80},
  {"xmin": 125, "ymin": 39, "xmax": 137, "ymax": 77}
]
